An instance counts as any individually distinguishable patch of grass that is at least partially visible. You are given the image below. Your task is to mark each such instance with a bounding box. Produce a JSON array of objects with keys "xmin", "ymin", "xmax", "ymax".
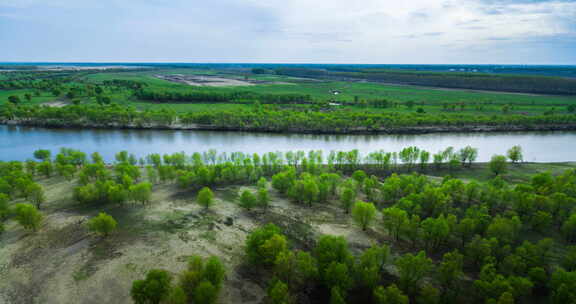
[
  {"xmin": 0, "ymin": 90, "xmax": 56, "ymax": 106},
  {"xmin": 424, "ymin": 162, "xmax": 576, "ymax": 184},
  {"xmin": 72, "ymin": 265, "xmax": 93, "ymax": 282},
  {"xmin": 199, "ymin": 230, "xmax": 217, "ymax": 241}
]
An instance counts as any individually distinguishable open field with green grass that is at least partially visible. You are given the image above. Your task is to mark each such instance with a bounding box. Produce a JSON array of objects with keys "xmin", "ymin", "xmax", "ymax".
[{"xmin": 76, "ymin": 69, "xmax": 576, "ymax": 115}]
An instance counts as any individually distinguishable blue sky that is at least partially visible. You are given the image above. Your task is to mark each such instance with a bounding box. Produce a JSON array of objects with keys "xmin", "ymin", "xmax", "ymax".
[{"xmin": 0, "ymin": 0, "xmax": 575, "ymax": 64}]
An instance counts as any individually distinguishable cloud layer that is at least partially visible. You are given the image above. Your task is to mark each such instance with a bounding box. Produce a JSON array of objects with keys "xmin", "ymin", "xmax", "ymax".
[{"xmin": 0, "ymin": 0, "xmax": 574, "ymax": 63}]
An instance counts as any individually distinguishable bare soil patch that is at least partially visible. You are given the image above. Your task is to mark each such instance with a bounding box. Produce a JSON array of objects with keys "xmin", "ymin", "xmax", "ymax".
[
  {"xmin": 0, "ymin": 179, "xmax": 386, "ymax": 303},
  {"xmin": 157, "ymin": 74, "xmax": 254, "ymax": 87}
]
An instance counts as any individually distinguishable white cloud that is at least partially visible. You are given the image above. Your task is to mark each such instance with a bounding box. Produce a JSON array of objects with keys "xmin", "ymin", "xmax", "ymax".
[{"xmin": 0, "ymin": 0, "xmax": 574, "ymax": 63}]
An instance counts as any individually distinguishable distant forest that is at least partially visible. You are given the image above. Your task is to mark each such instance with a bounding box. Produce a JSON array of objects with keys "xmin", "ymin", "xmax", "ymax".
[{"xmin": 273, "ymin": 68, "xmax": 576, "ymax": 95}]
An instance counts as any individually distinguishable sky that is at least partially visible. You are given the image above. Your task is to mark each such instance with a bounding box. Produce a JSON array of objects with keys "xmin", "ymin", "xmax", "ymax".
[{"xmin": 0, "ymin": 0, "xmax": 575, "ymax": 64}]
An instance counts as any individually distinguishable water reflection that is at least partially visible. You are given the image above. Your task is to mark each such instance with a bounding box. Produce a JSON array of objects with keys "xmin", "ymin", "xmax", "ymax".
[{"xmin": 1, "ymin": 125, "xmax": 575, "ymax": 162}]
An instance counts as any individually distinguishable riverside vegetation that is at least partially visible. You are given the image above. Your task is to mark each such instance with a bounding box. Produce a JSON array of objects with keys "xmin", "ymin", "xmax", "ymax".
[
  {"xmin": 1, "ymin": 66, "xmax": 576, "ymax": 134},
  {"xmin": 2, "ymin": 145, "xmax": 576, "ymax": 303}
]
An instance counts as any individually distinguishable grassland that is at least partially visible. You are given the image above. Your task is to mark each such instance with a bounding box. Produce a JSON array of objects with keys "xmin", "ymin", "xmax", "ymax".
[
  {"xmin": 77, "ymin": 69, "xmax": 576, "ymax": 114},
  {"xmin": 2, "ymin": 68, "xmax": 575, "ymax": 117}
]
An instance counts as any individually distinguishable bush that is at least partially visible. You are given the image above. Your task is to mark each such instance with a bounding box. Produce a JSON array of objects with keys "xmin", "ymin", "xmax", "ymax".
[
  {"xmin": 239, "ymin": 190, "xmax": 257, "ymax": 210},
  {"xmin": 87, "ymin": 212, "xmax": 117, "ymax": 236},
  {"xmin": 489, "ymin": 155, "xmax": 508, "ymax": 176},
  {"xmin": 351, "ymin": 201, "xmax": 377, "ymax": 230},
  {"xmin": 131, "ymin": 269, "xmax": 172, "ymax": 304},
  {"xmin": 13, "ymin": 203, "xmax": 42, "ymax": 231},
  {"xmin": 245, "ymin": 224, "xmax": 285, "ymax": 265},
  {"xmin": 197, "ymin": 187, "xmax": 215, "ymax": 209}
]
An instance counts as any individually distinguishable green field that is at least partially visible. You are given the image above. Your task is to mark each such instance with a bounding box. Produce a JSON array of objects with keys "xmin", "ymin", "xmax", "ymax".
[{"xmin": 78, "ymin": 69, "xmax": 576, "ymax": 114}]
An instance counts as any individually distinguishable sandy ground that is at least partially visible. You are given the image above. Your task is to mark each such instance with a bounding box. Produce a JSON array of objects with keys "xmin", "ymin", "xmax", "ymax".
[
  {"xmin": 42, "ymin": 101, "xmax": 69, "ymax": 108},
  {"xmin": 156, "ymin": 74, "xmax": 297, "ymax": 87},
  {"xmin": 157, "ymin": 74, "xmax": 254, "ymax": 87},
  {"xmin": 0, "ymin": 177, "xmax": 383, "ymax": 304}
]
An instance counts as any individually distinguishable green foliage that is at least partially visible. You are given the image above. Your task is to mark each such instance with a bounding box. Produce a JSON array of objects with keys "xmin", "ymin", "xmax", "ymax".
[
  {"xmin": 245, "ymin": 224, "xmax": 286, "ymax": 266},
  {"xmin": 193, "ymin": 281, "xmax": 218, "ymax": 304},
  {"xmin": 87, "ymin": 212, "xmax": 117, "ymax": 236},
  {"xmin": 13, "ymin": 203, "xmax": 42, "ymax": 231},
  {"xmin": 382, "ymin": 207, "xmax": 409, "ymax": 240},
  {"xmin": 351, "ymin": 201, "xmax": 377, "ymax": 230},
  {"xmin": 374, "ymin": 284, "xmax": 409, "ymax": 304},
  {"xmin": 257, "ymin": 187, "xmax": 270, "ymax": 208},
  {"xmin": 131, "ymin": 269, "xmax": 172, "ymax": 304},
  {"xmin": 25, "ymin": 183, "xmax": 45, "ymax": 209},
  {"xmin": 490, "ymin": 155, "xmax": 508, "ymax": 176},
  {"xmin": 438, "ymin": 250, "xmax": 463, "ymax": 287},
  {"xmin": 354, "ymin": 244, "xmax": 389, "ymax": 289},
  {"xmin": 239, "ymin": 189, "xmax": 258, "ymax": 210},
  {"xmin": 33, "ymin": 149, "xmax": 51, "ymax": 161},
  {"xmin": 129, "ymin": 182, "xmax": 152, "ymax": 205},
  {"xmin": 179, "ymin": 255, "xmax": 226, "ymax": 302},
  {"xmin": 197, "ymin": 187, "xmax": 215, "ymax": 209},
  {"xmin": 340, "ymin": 186, "xmax": 356, "ymax": 213},
  {"xmin": 314, "ymin": 235, "xmax": 352, "ymax": 273},
  {"xmin": 165, "ymin": 286, "xmax": 187, "ymax": 304},
  {"xmin": 268, "ymin": 280, "xmax": 291, "ymax": 304},
  {"xmin": 395, "ymin": 251, "xmax": 433, "ymax": 294},
  {"xmin": 330, "ymin": 286, "xmax": 347, "ymax": 304},
  {"xmin": 507, "ymin": 146, "xmax": 523, "ymax": 164}
]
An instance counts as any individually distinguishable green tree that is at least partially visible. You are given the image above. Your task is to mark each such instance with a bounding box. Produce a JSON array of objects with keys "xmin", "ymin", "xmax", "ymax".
[
  {"xmin": 355, "ymin": 244, "xmax": 390, "ymax": 289},
  {"xmin": 498, "ymin": 292, "xmax": 514, "ymax": 304},
  {"xmin": 131, "ymin": 269, "xmax": 172, "ymax": 304},
  {"xmin": 246, "ymin": 224, "xmax": 285, "ymax": 266},
  {"xmin": 268, "ymin": 280, "xmax": 291, "ymax": 304},
  {"xmin": 37, "ymin": 161, "xmax": 53, "ymax": 178},
  {"xmin": 330, "ymin": 286, "xmax": 347, "ymax": 304},
  {"xmin": 562, "ymin": 213, "xmax": 576, "ymax": 242},
  {"xmin": 489, "ymin": 155, "xmax": 508, "ymax": 176},
  {"xmin": 14, "ymin": 203, "xmax": 42, "ymax": 231},
  {"xmin": 193, "ymin": 281, "xmax": 218, "ymax": 304},
  {"xmin": 25, "ymin": 183, "xmax": 45, "ymax": 209},
  {"xmin": 129, "ymin": 182, "xmax": 152, "ymax": 205},
  {"xmin": 381, "ymin": 207, "xmax": 409, "ymax": 240},
  {"xmin": 395, "ymin": 251, "xmax": 433, "ymax": 294},
  {"xmin": 260, "ymin": 234, "xmax": 288, "ymax": 265},
  {"xmin": 437, "ymin": 250, "xmax": 464, "ymax": 293},
  {"xmin": 33, "ymin": 149, "xmax": 51, "ymax": 161},
  {"xmin": 374, "ymin": 284, "xmax": 409, "ymax": 304},
  {"xmin": 240, "ymin": 189, "xmax": 258, "ymax": 210},
  {"xmin": 352, "ymin": 201, "xmax": 377, "ymax": 230},
  {"xmin": 314, "ymin": 235, "xmax": 352, "ymax": 274},
  {"xmin": 324, "ymin": 262, "xmax": 352, "ymax": 292},
  {"xmin": 340, "ymin": 186, "xmax": 356, "ymax": 214},
  {"xmin": 165, "ymin": 286, "xmax": 187, "ymax": 304},
  {"xmin": 8, "ymin": 95, "xmax": 21, "ymax": 105},
  {"xmin": 417, "ymin": 284, "xmax": 441, "ymax": 304},
  {"xmin": 87, "ymin": 212, "xmax": 117, "ymax": 236},
  {"xmin": 197, "ymin": 187, "xmax": 215, "ymax": 210},
  {"xmin": 459, "ymin": 146, "xmax": 478, "ymax": 167},
  {"xmin": 257, "ymin": 187, "xmax": 270, "ymax": 208},
  {"xmin": 507, "ymin": 146, "xmax": 523, "ymax": 164}
]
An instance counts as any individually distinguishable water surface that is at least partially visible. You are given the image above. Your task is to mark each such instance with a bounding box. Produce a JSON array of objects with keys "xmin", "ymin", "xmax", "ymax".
[{"xmin": 1, "ymin": 125, "xmax": 574, "ymax": 162}]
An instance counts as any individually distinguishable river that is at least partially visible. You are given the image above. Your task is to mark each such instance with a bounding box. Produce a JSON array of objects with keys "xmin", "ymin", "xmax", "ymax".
[{"xmin": 1, "ymin": 125, "xmax": 575, "ymax": 162}]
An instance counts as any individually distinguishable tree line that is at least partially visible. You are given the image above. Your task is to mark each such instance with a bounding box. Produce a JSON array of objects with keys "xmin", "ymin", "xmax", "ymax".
[
  {"xmin": 3, "ymin": 104, "xmax": 576, "ymax": 134},
  {"xmin": 273, "ymin": 67, "xmax": 576, "ymax": 95},
  {"xmin": 134, "ymin": 88, "xmax": 313, "ymax": 105}
]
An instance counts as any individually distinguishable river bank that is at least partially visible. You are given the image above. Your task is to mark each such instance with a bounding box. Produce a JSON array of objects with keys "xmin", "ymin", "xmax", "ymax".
[{"xmin": 3, "ymin": 119, "xmax": 576, "ymax": 135}]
